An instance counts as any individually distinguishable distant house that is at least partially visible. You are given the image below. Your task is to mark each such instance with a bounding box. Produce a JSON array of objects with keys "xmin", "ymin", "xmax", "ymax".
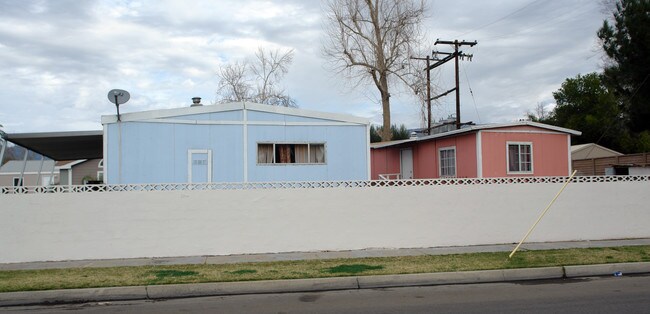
[
  {"xmin": 572, "ymin": 151, "xmax": 650, "ymax": 176},
  {"xmin": 571, "ymin": 143, "xmax": 622, "ymax": 160},
  {"xmin": 0, "ymin": 160, "xmax": 58, "ymax": 186},
  {"xmin": 101, "ymin": 100, "xmax": 370, "ymax": 184},
  {"xmin": 57, "ymin": 159, "xmax": 104, "ymax": 185},
  {"xmin": 371, "ymin": 121, "xmax": 581, "ymax": 179}
]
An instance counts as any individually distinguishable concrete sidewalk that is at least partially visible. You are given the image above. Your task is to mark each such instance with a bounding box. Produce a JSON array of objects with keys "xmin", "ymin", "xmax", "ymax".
[
  {"xmin": 2, "ymin": 238, "xmax": 650, "ymax": 271},
  {"xmin": 1, "ymin": 239, "xmax": 649, "ymax": 307}
]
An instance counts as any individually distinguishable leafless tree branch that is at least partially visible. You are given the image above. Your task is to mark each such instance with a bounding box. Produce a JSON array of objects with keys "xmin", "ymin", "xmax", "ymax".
[
  {"xmin": 216, "ymin": 48, "xmax": 297, "ymax": 107},
  {"xmin": 323, "ymin": 0, "xmax": 427, "ymax": 141}
]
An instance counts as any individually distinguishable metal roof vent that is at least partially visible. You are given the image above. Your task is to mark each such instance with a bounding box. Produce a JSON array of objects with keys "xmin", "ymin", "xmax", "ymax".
[
  {"xmin": 409, "ymin": 131, "xmax": 418, "ymax": 139},
  {"xmin": 191, "ymin": 97, "xmax": 202, "ymax": 107}
]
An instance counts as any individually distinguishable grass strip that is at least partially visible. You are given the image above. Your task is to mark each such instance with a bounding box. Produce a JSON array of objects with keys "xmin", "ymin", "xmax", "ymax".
[{"xmin": 1, "ymin": 245, "xmax": 648, "ymax": 293}]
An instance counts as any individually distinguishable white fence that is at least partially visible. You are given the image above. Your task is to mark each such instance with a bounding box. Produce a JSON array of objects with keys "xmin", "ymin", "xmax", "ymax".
[{"xmin": 1, "ymin": 176, "xmax": 649, "ymax": 263}]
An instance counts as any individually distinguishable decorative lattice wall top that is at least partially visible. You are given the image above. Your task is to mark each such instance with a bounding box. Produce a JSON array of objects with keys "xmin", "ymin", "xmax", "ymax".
[{"xmin": 1, "ymin": 175, "xmax": 648, "ymax": 195}]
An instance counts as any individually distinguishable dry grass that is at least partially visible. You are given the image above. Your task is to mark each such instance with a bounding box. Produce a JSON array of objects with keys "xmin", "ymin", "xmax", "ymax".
[{"xmin": 0, "ymin": 245, "xmax": 648, "ymax": 293}]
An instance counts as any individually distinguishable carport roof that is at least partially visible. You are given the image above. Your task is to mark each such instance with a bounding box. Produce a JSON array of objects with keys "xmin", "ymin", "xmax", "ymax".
[{"xmin": 5, "ymin": 130, "xmax": 103, "ymax": 161}]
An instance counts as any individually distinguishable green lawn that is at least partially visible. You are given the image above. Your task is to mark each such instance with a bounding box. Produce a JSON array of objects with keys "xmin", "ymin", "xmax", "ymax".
[{"xmin": 1, "ymin": 245, "xmax": 648, "ymax": 293}]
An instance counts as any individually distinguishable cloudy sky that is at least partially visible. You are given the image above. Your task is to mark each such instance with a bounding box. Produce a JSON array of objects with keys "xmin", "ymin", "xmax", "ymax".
[{"xmin": 0, "ymin": 0, "xmax": 609, "ymax": 133}]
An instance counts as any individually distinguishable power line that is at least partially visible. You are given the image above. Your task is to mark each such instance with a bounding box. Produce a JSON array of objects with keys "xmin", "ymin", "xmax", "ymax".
[
  {"xmin": 456, "ymin": 0, "xmax": 545, "ymax": 37},
  {"xmin": 462, "ymin": 62, "xmax": 481, "ymax": 124},
  {"xmin": 483, "ymin": 4, "xmax": 597, "ymax": 40}
]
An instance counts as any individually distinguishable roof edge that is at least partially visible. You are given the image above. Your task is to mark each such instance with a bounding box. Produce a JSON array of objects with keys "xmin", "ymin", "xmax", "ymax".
[
  {"xmin": 371, "ymin": 121, "xmax": 581, "ymax": 149},
  {"xmin": 101, "ymin": 102, "xmax": 370, "ymax": 125}
]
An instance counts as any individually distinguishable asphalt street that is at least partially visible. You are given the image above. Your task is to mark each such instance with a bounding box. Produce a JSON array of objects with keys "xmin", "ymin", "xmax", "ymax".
[{"xmin": 3, "ymin": 274, "xmax": 649, "ymax": 314}]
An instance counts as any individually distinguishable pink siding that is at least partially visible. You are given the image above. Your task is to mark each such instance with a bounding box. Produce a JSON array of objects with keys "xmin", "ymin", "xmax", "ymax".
[
  {"xmin": 371, "ymin": 146, "xmax": 402, "ymax": 179},
  {"xmin": 414, "ymin": 133, "xmax": 477, "ymax": 178},
  {"xmin": 480, "ymin": 131, "xmax": 569, "ymax": 177},
  {"xmin": 371, "ymin": 124, "xmax": 573, "ymax": 179}
]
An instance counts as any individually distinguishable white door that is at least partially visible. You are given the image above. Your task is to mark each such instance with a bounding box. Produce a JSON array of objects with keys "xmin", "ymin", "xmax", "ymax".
[
  {"xmin": 188, "ymin": 150, "xmax": 212, "ymax": 183},
  {"xmin": 400, "ymin": 148, "xmax": 413, "ymax": 179}
]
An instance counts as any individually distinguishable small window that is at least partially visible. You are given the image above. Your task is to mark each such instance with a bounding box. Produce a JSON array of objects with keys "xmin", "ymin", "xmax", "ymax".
[
  {"xmin": 507, "ymin": 142, "xmax": 533, "ymax": 173},
  {"xmin": 309, "ymin": 144, "xmax": 325, "ymax": 163},
  {"xmin": 258, "ymin": 143, "xmax": 326, "ymax": 164},
  {"xmin": 13, "ymin": 177, "xmax": 23, "ymax": 187},
  {"xmin": 439, "ymin": 147, "xmax": 456, "ymax": 177}
]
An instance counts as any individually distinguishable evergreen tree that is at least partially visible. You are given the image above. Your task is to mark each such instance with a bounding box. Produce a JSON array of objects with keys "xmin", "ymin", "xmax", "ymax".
[{"xmin": 597, "ymin": 0, "xmax": 650, "ymax": 133}]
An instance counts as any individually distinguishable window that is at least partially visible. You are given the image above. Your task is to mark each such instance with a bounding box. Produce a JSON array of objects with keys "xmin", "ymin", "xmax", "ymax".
[
  {"xmin": 507, "ymin": 142, "xmax": 533, "ymax": 173},
  {"xmin": 257, "ymin": 143, "xmax": 326, "ymax": 164},
  {"xmin": 12, "ymin": 177, "xmax": 23, "ymax": 187},
  {"xmin": 439, "ymin": 147, "xmax": 456, "ymax": 177}
]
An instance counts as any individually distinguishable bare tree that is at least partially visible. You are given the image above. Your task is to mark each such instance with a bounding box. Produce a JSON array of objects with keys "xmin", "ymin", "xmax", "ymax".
[
  {"xmin": 250, "ymin": 48, "xmax": 296, "ymax": 107},
  {"xmin": 526, "ymin": 102, "xmax": 550, "ymax": 121},
  {"xmin": 323, "ymin": 0, "xmax": 427, "ymax": 141},
  {"xmin": 216, "ymin": 48, "xmax": 296, "ymax": 107},
  {"xmin": 216, "ymin": 61, "xmax": 251, "ymax": 103}
]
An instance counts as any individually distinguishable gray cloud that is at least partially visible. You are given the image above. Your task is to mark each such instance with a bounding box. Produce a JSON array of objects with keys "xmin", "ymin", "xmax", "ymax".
[{"xmin": 0, "ymin": 0, "xmax": 609, "ymax": 133}]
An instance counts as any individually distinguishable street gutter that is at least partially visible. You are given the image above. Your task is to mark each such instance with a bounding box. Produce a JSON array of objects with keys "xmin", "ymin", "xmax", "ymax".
[{"xmin": 1, "ymin": 262, "xmax": 648, "ymax": 307}]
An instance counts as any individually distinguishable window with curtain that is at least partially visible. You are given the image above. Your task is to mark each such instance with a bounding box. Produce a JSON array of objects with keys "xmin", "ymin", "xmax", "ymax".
[
  {"xmin": 439, "ymin": 147, "xmax": 456, "ymax": 177},
  {"xmin": 257, "ymin": 144, "xmax": 274, "ymax": 163},
  {"xmin": 507, "ymin": 143, "xmax": 533, "ymax": 173},
  {"xmin": 309, "ymin": 144, "xmax": 325, "ymax": 163},
  {"xmin": 257, "ymin": 143, "xmax": 326, "ymax": 164}
]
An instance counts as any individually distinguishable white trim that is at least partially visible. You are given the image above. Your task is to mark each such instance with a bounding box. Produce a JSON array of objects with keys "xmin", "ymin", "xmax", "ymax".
[
  {"xmin": 438, "ymin": 146, "xmax": 457, "ymax": 178},
  {"xmin": 187, "ymin": 149, "xmax": 213, "ymax": 183},
  {"xmin": 567, "ymin": 135, "xmax": 572, "ymax": 176},
  {"xmin": 2, "ymin": 171, "xmax": 60, "ymax": 176},
  {"xmin": 101, "ymin": 102, "xmax": 370, "ymax": 125},
  {"xmin": 117, "ymin": 122, "xmax": 122, "ymax": 184},
  {"xmin": 480, "ymin": 129, "xmax": 565, "ymax": 135},
  {"xmin": 243, "ymin": 103, "xmax": 248, "ymax": 183},
  {"xmin": 135, "ymin": 118, "xmax": 361, "ymax": 127},
  {"xmin": 506, "ymin": 142, "xmax": 534, "ymax": 175},
  {"xmin": 366, "ymin": 123, "xmax": 371, "ymax": 180},
  {"xmin": 103, "ymin": 123, "xmax": 108, "ymax": 184},
  {"xmin": 476, "ymin": 131, "xmax": 483, "ymax": 178}
]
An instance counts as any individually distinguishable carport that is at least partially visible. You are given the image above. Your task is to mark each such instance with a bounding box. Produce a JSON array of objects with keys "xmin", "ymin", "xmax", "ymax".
[{"xmin": 0, "ymin": 130, "xmax": 103, "ymax": 186}]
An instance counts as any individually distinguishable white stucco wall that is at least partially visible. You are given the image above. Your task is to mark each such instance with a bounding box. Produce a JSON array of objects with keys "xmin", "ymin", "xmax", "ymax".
[{"xmin": 1, "ymin": 179, "xmax": 649, "ymax": 263}]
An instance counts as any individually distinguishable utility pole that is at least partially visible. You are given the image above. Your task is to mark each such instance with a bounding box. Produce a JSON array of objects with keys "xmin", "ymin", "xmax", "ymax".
[
  {"xmin": 412, "ymin": 39, "xmax": 476, "ymax": 134},
  {"xmin": 434, "ymin": 39, "xmax": 477, "ymax": 129}
]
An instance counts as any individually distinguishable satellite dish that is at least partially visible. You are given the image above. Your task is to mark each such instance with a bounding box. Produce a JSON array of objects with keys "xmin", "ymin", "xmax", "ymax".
[
  {"xmin": 107, "ymin": 89, "xmax": 130, "ymax": 121},
  {"xmin": 108, "ymin": 89, "xmax": 130, "ymax": 105}
]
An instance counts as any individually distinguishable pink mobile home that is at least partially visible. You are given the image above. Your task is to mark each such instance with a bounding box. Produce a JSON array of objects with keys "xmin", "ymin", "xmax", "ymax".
[{"xmin": 371, "ymin": 121, "xmax": 581, "ymax": 179}]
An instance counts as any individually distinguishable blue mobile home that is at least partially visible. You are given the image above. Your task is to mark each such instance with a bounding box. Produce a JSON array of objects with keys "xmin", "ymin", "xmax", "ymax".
[{"xmin": 101, "ymin": 101, "xmax": 370, "ymax": 184}]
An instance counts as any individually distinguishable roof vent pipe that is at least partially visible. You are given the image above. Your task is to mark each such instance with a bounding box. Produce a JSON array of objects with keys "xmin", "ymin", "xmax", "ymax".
[{"xmin": 191, "ymin": 97, "xmax": 202, "ymax": 107}]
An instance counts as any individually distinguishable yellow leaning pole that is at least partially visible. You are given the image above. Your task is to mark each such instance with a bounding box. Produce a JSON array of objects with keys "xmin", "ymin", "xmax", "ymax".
[{"xmin": 509, "ymin": 170, "xmax": 578, "ymax": 259}]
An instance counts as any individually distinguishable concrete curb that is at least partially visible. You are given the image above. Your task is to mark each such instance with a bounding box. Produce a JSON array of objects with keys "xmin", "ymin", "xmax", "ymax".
[
  {"xmin": 357, "ymin": 267, "xmax": 564, "ymax": 289},
  {"xmin": 0, "ymin": 286, "xmax": 147, "ymax": 307},
  {"xmin": 564, "ymin": 262, "xmax": 650, "ymax": 278},
  {"xmin": 1, "ymin": 263, "xmax": 648, "ymax": 307},
  {"xmin": 146, "ymin": 277, "xmax": 359, "ymax": 299}
]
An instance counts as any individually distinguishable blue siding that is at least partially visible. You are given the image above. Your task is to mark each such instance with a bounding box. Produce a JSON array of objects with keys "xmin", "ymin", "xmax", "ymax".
[
  {"xmin": 247, "ymin": 110, "xmax": 338, "ymax": 123},
  {"xmin": 106, "ymin": 107, "xmax": 368, "ymax": 184},
  {"xmin": 176, "ymin": 110, "xmax": 242, "ymax": 121}
]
